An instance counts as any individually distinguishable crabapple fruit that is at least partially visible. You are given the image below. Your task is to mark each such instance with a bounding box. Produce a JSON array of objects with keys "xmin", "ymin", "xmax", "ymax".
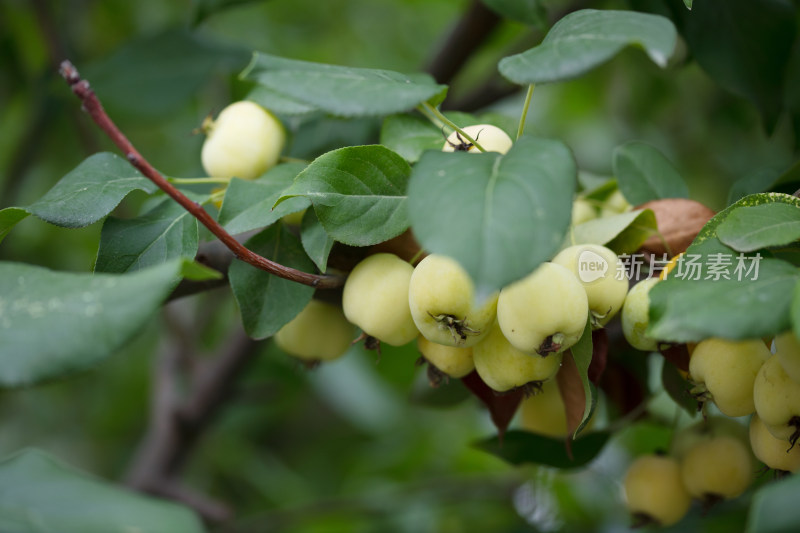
[
  {"xmin": 342, "ymin": 253, "xmax": 418, "ymax": 347},
  {"xmin": 496, "ymin": 262, "xmax": 589, "ymax": 356},
  {"xmin": 416, "ymin": 334, "xmax": 474, "ymax": 379},
  {"xmin": 621, "ymin": 278, "xmax": 660, "ymax": 351},
  {"xmin": 201, "ymin": 100, "xmax": 285, "ymax": 180},
  {"xmin": 408, "ymin": 254, "xmax": 497, "ymax": 348},
  {"xmin": 753, "ymin": 354, "xmax": 800, "ymax": 443},
  {"xmin": 551, "ymin": 244, "xmax": 628, "ymax": 327},
  {"xmin": 442, "ymin": 124, "xmax": 512, "ymax": 154},
  {"xmin": 274, "ymin": 299, "xmax": 355, "ymax": 362},
  {"xmin": 688, "ymin": 338, "xmax": 770, "ymax": 417},
  {"xmin": 749, "ymin": 413, "xmax": 800, "ymax": 473},
  {"xmin": 623, "ymin": 454, "xmax": 691, "ymax": 527},
  {"xmin": 679, "ymin": 435, "xmax": 754, "ymax": 501},
  {"xmin": 472, "ymin": 321, "xmax": 562, "ymax": 392}
]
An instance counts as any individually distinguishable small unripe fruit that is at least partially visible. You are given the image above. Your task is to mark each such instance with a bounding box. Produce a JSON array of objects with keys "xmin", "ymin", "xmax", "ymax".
[
  {"xmin": 680, "ymin": 435, "xmax": 754, "ymax": 501},
  {"xmin": 518, "ymin": 379, "xmax": 595, "ymax": 437},
  {"xmin": 688, "ymin": 338, "xmax": 770, "ymax": 417},
  {"xmin": 750, "ymin": 413, "xmax": 800, "ymax": 473},
  {"xmin": 274, "ymin": 300, "xmax": 355, "ymax": 362},
  {"xmin": 201, "ymin": 101, "xmax": 285, "ymax": 180},
  {"xmin": 472, "ymin": 321, "xmax": 562, "ymax": 392},
  {"xmin": 416, "ymin": 334, "xmax": 474, "ymax": 379},
  {"xmin": 551, "ymin": 244, "xmax": 628, "ymax": 327},
  {"xmin": 753, "ymin": 354, "xmax": 800, "ymax": 442},
  {"xmin": 571, "ymin": 198, "xmax": 597, "ymax": 226},
  {"xmin": 342, "ymin": 253, "xmax": 418, "ymax": 347},
  {"xmin": 442, "ymin": 124, "xmax": 513, "ymax": 154},
  {"xmin": 623, "ymin": 454, "xmax": 691, "ymax": 527},
  {"xmin": 599, "ymin": 189, "xmax": 630, "ymax": 217},
  {"xmin": 408, "ymin": 254, "xmax": 497, "ymax": 348},
  {"xmin": 621, "ymin": 278, "xmax": 660, "ymax": 351},
  {"xmin": 775, "ymin": 330, "xmax": 800, "ymax": 384},
  {"xmin": 497, "ymin": 262, "xmax": 589, "ymax": 356},
  {"xmin": 670, "ymin": 416, "xmax": 749, "ymax": 460}
]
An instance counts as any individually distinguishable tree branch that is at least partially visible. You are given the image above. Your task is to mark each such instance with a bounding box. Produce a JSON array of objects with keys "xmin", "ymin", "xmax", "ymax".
[
  {"xmin": 58, "ymin": 60, "xmax": 343, "ymax": 289},
  {"xmin": 424, "ymin": 0, "xmax": 502, "ymax": 85},
  {"xmin": 126, "ymin": 312, "xmax": 261, "ymax": 523}
]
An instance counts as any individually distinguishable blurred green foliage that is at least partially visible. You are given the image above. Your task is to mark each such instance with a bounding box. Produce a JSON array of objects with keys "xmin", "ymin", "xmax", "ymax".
[{"xmin": 0, "ymin": 0, "xmax": 797, "ymax": 531}]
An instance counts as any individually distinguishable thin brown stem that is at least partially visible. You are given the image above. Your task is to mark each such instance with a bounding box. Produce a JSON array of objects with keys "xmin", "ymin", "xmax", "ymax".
[{"xmin": 58, "ymin": 60, "xmax": 343, "ymax": 289}]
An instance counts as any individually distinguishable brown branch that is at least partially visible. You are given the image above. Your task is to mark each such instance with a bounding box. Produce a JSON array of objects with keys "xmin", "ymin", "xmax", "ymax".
[
  {"xmin": 424, "ymin": 0, "xmax": 502, "ymax": 85},
  {"xmin": 58, "ymin": 60, "xmax": 344, "ymax": 289},
  {"xmin": 126, "ymin": 314, "xmax": 261, "ymax": 523}
]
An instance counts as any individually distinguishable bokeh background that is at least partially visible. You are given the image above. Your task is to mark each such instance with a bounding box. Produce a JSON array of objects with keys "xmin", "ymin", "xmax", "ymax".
[{"xmin": 0, "ymin": 0, "xmax": 795, "ymax": 531}]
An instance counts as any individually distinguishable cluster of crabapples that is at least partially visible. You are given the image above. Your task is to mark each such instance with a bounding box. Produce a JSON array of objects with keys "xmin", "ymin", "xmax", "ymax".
[
  {"xmin": 621, "ymin": 330, "xmax": 800, "ymax": 527},
  {"xmin": 200, "ymin": 100, "xmax": 800, "ymax": 527}
]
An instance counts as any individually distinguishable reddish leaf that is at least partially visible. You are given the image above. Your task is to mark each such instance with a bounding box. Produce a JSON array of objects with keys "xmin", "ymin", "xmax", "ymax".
[
  {"xmin": 556, "ymin": 351, "xmax": 587, "ymax": 459},
  {"xmin": 462, "ymin": 371, "xmax": 524, "ymax": 441},
  {"xmin": 588, "ymin": 329, "xmax": 608, "ymax": 384},
  {"xmin": 660, "ymin": 343, "xmax": 690, "ymax": 372},
  {"xmin": 598, "ymin": 357, "xmax": 647, "ymax": 416},
  {"xmin": 637, "ymin": 198, "xmax": 715, "ymax": 256}
]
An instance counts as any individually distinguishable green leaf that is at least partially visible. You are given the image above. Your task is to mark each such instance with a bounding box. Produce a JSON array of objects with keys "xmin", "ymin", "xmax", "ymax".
[
  {"xmin": 481, "ymin": 0, "xmax": 547, "ymax": 27},
  {"xmin": 648, "ymin": 258, "xmax": 799, "ymax": 343},
  {"xmin": 228, "ymin": 225, "xmax": 315, "ymax": 339},
  {"xmin": 408, "ymin": 136, "xmax": 576, "ymax": 295},
  {"xmin": 86, "ymin": 28, "xmax": 249, "ymax": 118},
  {"xmin": 94, "ymin": 200, "xmax": 199, "ymax": 273},
  {"xmin": 241, "ymin": 53, "xmax": 448, "ymax": 118},
  {"xmin": 0, "ymin": 207, "xmax": 29, "ymax": 244},
  {"xmin": 379, "ymin": 111, "xmax": 514, "ymax": 164},
  {"xmin": 0, "ymin": 449, "xmax": 204, "ymax": 533},
  {"xmin": 612, "ymin": 142, "xmax": 689, "ymax": 204},
  {"xmin": 727, "ymin": 168, "xmax": 782, "ymax": 204},
  {"xmin": 379, "ymin": 112, "xmax": 478, "ymax": 163},
  {"xmin": 569, "ymin": 209, "xmax": 657, "ymax": 255},
  {"xmin": 675, "ymin": 0, "xmax": 797, "ymax": 133},
  {"xmin": 300, "ymin": 209, "xmax": 334, "ymax": 274},
  {"xmin": 793, "ymin": 281, "xmax": 800, "ymax": 340},
  {"xmin": 218, "ymin": 162, "xmax": 310, "ymax": 235},
  {"xmin": 246, "ymin": 84, "xmax": 316, "ymax": 116},
  {"xmin": 475, "ymin": 430, "xmax": 610, "ymax": 469},
  {"xmin": 277, "ymin": 145, "xmax": 411, "ymax": 246},
  {"xmin": 683, "ymin": 0, "xmax": 693, "ymax": 9},
  {"xmin": 179, "ymin": 259, "xmax": 223, "ymax": 281},
  {"xmin": 0, "ymin": 260, "xmax": 181, "ymax": 387},
  {"xmin": 746, "ymin": 470, "xmax": 800, "ymax": 533},
  {"xmin": 26, "ymin": 153, "xmax": 158, "ymax": 228},
  {"xmin": 571, "ymin": 320, "xmax": 595, "ymax": 437},
  {"xmin": 498, "ymin": 9, "xmax": 677, "ymax": 85},
  {"xmin": 717, "ymin": 203, "xmax": 800, "ymax": 252}
]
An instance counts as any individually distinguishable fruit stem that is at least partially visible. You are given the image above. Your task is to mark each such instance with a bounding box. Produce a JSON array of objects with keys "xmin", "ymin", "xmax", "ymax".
[
  {"xmin": 419, "ymin": 102, "xmax": 487, "ymax": 153},
  {"xmin": 516, "ymin": 84, "xmax": 535, "ymax": 140},
  {"xmin": 169, "ymin": 177, "xmax": 231, "ymax": 185}
]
